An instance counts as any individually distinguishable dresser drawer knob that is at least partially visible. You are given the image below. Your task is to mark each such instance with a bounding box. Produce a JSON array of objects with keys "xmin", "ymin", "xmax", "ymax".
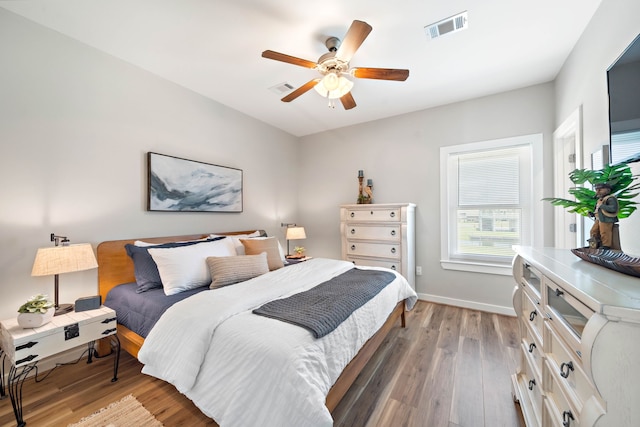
[
  {"xmin": 390, "ymin": 212, "xmax": 395, "ymax": 218},
  {"xmin": 351, "ymin": 244, "xmax": 356, "ymax": 251},
  {"xmin": 562, "ymin": 410, "xmax": 574, "ymax": 427},
  {"xmin": 560, "ymin": 361, "xmax": 574, "ymax": 378},
  {"xmin": 528, "ymin": 343, "xmax": 536, "ymax": 353},
  {"xmin": 370, "ymin": 211, "xmax": 374, "ymax": 215},
  {"xmin": 350, "ymin": 212, "xmax": 355, "ymax": 218},
  {"xmin": 391, "ymin": 265, "xmax": 397, "ymax": 270},
  {"xmin": 529, "ymin": 311, "xmax": 537, "ymax": 321},
  {"xmin": 351, "ymin": 228, "xmax": 356, "ymax": 234},
  {"xmin": 390, "ymin": 248, "xmax": 396, "ymax": 254},
  {"xmin": 390, "ymin": 230, "xmax": 396, "ymax": 236},
  {"xmin": 528, "ymin": 378, "xmax": 536, "ymax": 390},
  {"xmin": 16, "ymin": 341, "xmax": 38, "ymax": 351},
  {"xmin": 555, "ymin": 288, "xmax": 564, "ymax": 297}
]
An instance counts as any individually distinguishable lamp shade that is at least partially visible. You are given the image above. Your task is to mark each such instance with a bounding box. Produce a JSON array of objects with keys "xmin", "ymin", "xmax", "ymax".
[
  {"xmin": 285, "ymin": 227, "xmax": 306, "ymax": 241},
  {"xmin": 31, "ymin": 243, "xmax": 98, "ymax": 276},
  {"xmin": 313, "ymin": 74, "xmax": 353, "ymax": 99}
]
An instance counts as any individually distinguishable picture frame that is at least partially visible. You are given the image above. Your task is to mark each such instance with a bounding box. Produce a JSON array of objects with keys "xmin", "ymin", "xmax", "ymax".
[{"xmin": 147, "ymin": 152, "xmax": 243, "ymax": 212}]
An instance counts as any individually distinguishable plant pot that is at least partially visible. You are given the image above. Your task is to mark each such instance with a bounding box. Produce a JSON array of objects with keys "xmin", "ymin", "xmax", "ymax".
[{"xmin": 17, "ymin": 309, "xmax": 54, "ymax": 328}]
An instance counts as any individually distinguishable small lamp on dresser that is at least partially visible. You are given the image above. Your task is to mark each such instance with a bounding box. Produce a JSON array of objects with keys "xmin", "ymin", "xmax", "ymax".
[{"xmin": 31, "ymin": 233, "xmax": 98, "ymax": 316}]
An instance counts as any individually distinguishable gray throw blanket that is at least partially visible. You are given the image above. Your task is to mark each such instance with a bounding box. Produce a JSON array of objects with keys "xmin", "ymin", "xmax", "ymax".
[{"xmin": 253, "ymin": 268, "xmax": 396, "ymax": 338}]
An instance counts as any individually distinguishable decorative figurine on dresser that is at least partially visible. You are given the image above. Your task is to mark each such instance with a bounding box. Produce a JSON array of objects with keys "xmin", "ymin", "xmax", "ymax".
[
  {"xmin": 340, "ymin": 203, "xmax": 416, "ymax": 289},
  {"xmin": 511, "ymin": 245, "xmax": 640, "ymax": 427},
  {"xmin": 356, "ymin": 170, "xmax": 374, "ymax": 204}
]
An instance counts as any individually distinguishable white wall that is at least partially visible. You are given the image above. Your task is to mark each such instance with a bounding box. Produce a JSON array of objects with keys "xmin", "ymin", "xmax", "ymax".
[
  {"xmin": 0, "ymin": 10, "xmax": 299, "ymax": 320},
  {"xmin": 298, "ymin": 83, "xmax": 556, "ymax": 314},
  {"xmin": 555, "ymin": 0, "xmax": 640, "ymax": 255}
]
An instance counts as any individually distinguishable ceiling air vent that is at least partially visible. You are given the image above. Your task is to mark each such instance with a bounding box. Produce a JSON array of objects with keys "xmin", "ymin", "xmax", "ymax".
[
  {"xmin": 425, "ymin": 11, "xmax": 468, "ymax": 40},
  {"xmin": 268, "ymin": 82, "xmax": 295, "ymax": 95}
]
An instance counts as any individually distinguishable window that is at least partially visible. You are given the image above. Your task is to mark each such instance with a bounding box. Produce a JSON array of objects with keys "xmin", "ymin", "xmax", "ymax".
[{"xmin": 440, "ymin": 134, "xmax": 540, "ymax": 275}]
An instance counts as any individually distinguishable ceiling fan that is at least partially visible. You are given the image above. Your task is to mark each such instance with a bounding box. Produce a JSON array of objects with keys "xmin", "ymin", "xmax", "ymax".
[{"xmin": 262, "ymin": 20, "xmax": 409, "ymax": 110}]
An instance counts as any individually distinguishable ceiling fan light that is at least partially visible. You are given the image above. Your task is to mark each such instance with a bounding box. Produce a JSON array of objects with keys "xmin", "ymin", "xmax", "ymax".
[
  {"xmin": 314, "ymin": 75, "xmax": 353, "ymax": 100},
  {"xmin": 322, "ymin": 72, "xmax": 340, "ymax": 91}
]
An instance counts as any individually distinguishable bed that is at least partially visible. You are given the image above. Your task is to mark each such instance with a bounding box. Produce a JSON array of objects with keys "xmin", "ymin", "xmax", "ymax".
[{"xmin": 97, "ymin": 230, "xmax": 417, "ymax": 426}]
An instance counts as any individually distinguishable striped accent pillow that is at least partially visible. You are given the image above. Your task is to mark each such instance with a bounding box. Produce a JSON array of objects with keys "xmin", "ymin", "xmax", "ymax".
[{"xmin": 207, "ymin": 252, "xmax": 269, "ymax": 288}]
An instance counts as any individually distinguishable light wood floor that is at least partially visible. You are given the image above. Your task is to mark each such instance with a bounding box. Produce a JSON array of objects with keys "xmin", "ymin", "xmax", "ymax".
[{"xmin": 0, "ymin": 301, "xmax": 525, "ymax": 427}]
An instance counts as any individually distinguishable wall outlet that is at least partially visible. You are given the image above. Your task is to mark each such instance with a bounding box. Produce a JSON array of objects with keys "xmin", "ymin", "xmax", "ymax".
[{"xmin": 416, "ymin": 266, "xmax": 422, "ymax": 276}]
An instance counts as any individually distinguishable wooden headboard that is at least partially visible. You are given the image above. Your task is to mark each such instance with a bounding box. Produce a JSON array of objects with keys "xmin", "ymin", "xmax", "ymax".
[{"xmin": 96, "ymin": 230, "xmax": 265, "ymax": 301}]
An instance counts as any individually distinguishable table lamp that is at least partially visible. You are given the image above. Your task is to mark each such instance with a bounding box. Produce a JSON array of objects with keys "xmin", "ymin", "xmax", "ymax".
[
  {"xmin": 285, "ymin": 226, "xmax": 306, "ymax": 257},
  {"xmin": 31, "ymin": 233, "xmax": 98, "ymax": 316}
]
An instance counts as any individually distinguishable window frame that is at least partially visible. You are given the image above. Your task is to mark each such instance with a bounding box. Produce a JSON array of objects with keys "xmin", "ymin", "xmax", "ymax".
[{"xmin": 440, "ymin": 134, "xmax": 543, "ymax": 275}]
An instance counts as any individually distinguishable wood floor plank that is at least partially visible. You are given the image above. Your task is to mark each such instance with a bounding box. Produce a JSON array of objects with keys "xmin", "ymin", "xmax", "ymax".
[{"xmin": 0, "ymin": 301, "xmax": 525, "ymax": 427}]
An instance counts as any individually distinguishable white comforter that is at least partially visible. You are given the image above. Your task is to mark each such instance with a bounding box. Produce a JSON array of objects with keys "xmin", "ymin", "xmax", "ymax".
[{"xmin": 138, "ymin": 258, "xmax": 417, "ymax": 427}]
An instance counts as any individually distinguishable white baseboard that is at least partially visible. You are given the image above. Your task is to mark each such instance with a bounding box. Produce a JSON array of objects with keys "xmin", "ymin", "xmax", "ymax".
[{"xmin": 417, "ymin": 292, "xmax": 516, "ymax": 317}]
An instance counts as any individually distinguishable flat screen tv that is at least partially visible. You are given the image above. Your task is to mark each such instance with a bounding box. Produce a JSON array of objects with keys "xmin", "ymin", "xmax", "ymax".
[{"xmin": 607, "ymin": 33, "xmax": 640, "ymax": 165}]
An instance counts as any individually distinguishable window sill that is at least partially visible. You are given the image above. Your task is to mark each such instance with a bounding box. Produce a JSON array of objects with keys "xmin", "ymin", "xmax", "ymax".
[{"xmin": 440, "ymin": 259, "xmax": 512, "ymax": 276}]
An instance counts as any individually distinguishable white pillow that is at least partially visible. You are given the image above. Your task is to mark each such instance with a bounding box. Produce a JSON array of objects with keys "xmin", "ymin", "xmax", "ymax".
[
  {"xmin": 209, "ymin": 231, "xmax": 262, "ymax": 255},
  {"xmin": 148, "ymin": 238, "xmax": 237, "ymax": 295}
]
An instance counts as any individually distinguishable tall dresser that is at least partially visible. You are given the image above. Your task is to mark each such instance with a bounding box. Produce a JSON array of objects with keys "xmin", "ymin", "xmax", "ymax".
[
  {"xmin": 511, "ymin": 246, "xmax": 640, "ymax": 427},
  {"xmin": 340, "ymin": 203, "xmax": 416, "ymax": 289}
]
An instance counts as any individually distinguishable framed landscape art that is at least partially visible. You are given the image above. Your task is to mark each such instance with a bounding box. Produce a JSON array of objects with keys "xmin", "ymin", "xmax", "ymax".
[{"xmin": 147, "ymin": 152, "xmax": 243, "ymax": 212}]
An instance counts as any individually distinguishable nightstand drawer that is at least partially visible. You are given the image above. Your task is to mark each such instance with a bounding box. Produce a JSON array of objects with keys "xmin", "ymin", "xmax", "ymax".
[
  {"xmin": 344, "ymin": 224, "xmax": 401, "ymax": 242},
  {"xmin": 1, "ymin": 307, "xmax": 117, "ymax": 367}
]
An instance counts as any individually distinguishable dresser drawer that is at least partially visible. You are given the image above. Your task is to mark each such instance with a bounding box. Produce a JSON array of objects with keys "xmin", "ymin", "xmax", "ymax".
[
  {"xmin": 344, "ymin": 224, "xmax": 401, "ymax": 242},
  {"xmin": 522, "ymin": 290, "xmax": 543, "ymax": 344},
  {"xmin": 346, "ymin": 256, "xmax": 400, "ymax": 272},
  {"xmin": 346, "ymin": 241, "xmax": 400, "ymax": 259},
  {"xmin": 522, "ymin": 324, "xmax": 543, "ymax": 378},
  {"xmin": 544, "ymin": 322, "xmax": 595, "ymax": 411},
  {"xmin": 345, "ymin": 207, "xmax": 401, "ymax": 222},
  {"xmin": 544, "ymin": 360, "xmax": 581, "ymax": 427}
]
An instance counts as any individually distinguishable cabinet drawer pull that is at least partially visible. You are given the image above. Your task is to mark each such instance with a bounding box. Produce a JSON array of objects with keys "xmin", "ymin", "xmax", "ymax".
[
  {"xmin": 555, "ymin": 288, "xmax": 564, "ymax": 297},
  {"xmin": 370, "ymin": 211, "xmax": 374, "ymax": 215},
  {"xmin": 529, "ymin": 311, "xmax": 537, "ymax": 321},
  {"xmin": 351, "ymin": 244, "xmax": 356, "ymax": 251},
  {"xmin": 562, "ymin": 410, "xmax": 574, "ymax": 427},
  {"xmin": 350, "ymin": 228, "xmax": 355, "ymax": 234},
  {"xmin": 101, "ymin": 317, "xmax": 117, "ymax": 324},
  {"xmin": 390, "ymin": 230, "xmax": 396, "ymax": 236},
  {"xmin": 391, "ymin": 265, "xmax": 397, "ymax": 270},
  {"xmin": 560, "ymin": 361, "xmax": 574, "ymax": 378},
  {"xmin": 350, "ymin": 212, "xmax": 355, "ymax": 218},
  {"xmin": 528, "ymin": 378, "xmax": 536, "ymax": 390},
  {"xmin": 16, "ymin": 354, "xmax": 38, "ymax": 365},
  {"xmin": 390, "ymin": 211, "xmax": 395, "ymax": 218},
  {"xmin": 390, "ymin": 248, "xmax": 396, "ymax": 254},
  {"xmin": 16, "ymin": 341, "xmax": 38, "ymax": 351},
  {"xmin": 102, "ymin": 328, "xmax": 117, "ymax": 335},
  {"xmin": 528, "ymin": 343, "xmax": 536, "ymax": 353}
]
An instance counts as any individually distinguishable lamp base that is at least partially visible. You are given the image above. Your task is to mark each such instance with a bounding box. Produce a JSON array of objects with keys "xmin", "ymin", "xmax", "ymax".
[{"xmin": 54, "ymin": 303, "xmax": 74, "ymax": 316}]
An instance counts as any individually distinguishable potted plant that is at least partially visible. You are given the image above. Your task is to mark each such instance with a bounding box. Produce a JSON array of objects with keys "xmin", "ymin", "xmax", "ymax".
[
  {"xmin": 17, "ymin": 294, "xmax": 55, "ymax": 328},
  {"xmin": 294, "ymin": 246, "xmax": 306, "ymax": 256},
  {"xmin": 543, "ymin": 163, "xmax": 639, "ymax": 218},
  {"xmin": 543, "ymin": 162, "xmax": 639, "ymax": 249}
]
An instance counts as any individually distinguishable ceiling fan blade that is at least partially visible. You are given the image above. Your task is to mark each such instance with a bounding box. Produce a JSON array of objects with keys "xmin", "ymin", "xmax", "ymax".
[
  {"xmin": 281, "ymin": 79, "xmax": 322, "ymax": 102},
  {"xmin": 352, "ymin": 67, "xmax": 410, "ymax": 81},
  {"xmin": 336, "ymin": 20, "xmax": 373, "ymax": 62},
  {"xmin": 340, "ymin": 92, "xmax": 357, "ymax": 110},
  {"xmin": 262, "ymin": 50, "xmax": 317, "ymax": 69}
]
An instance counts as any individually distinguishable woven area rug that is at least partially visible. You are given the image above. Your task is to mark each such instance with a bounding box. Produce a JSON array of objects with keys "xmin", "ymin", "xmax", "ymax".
[{"xmin": 67, "ymin": 394, "xmax": 163, "ymax": 427}]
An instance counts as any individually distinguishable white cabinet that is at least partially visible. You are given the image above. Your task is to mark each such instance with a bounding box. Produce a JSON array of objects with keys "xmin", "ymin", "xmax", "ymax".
[
  {"xmin": 512, "ymin": 246, "xmax": 640, "ymax": 427},
  {"xmin": 340, "ymin": 203, "xmax": 416, "ymax": 289}
]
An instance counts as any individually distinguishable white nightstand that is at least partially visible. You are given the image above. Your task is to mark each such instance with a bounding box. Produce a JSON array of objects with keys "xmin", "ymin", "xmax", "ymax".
[{"xmin": 0, "ymin": 306, "xmax": 119, "ymax": 427}]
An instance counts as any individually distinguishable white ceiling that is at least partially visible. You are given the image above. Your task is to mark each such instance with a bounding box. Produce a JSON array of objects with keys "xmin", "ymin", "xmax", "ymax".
[{"xmin": 0, "ymin": 0, "xmax": 602, "ymax": 137}]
